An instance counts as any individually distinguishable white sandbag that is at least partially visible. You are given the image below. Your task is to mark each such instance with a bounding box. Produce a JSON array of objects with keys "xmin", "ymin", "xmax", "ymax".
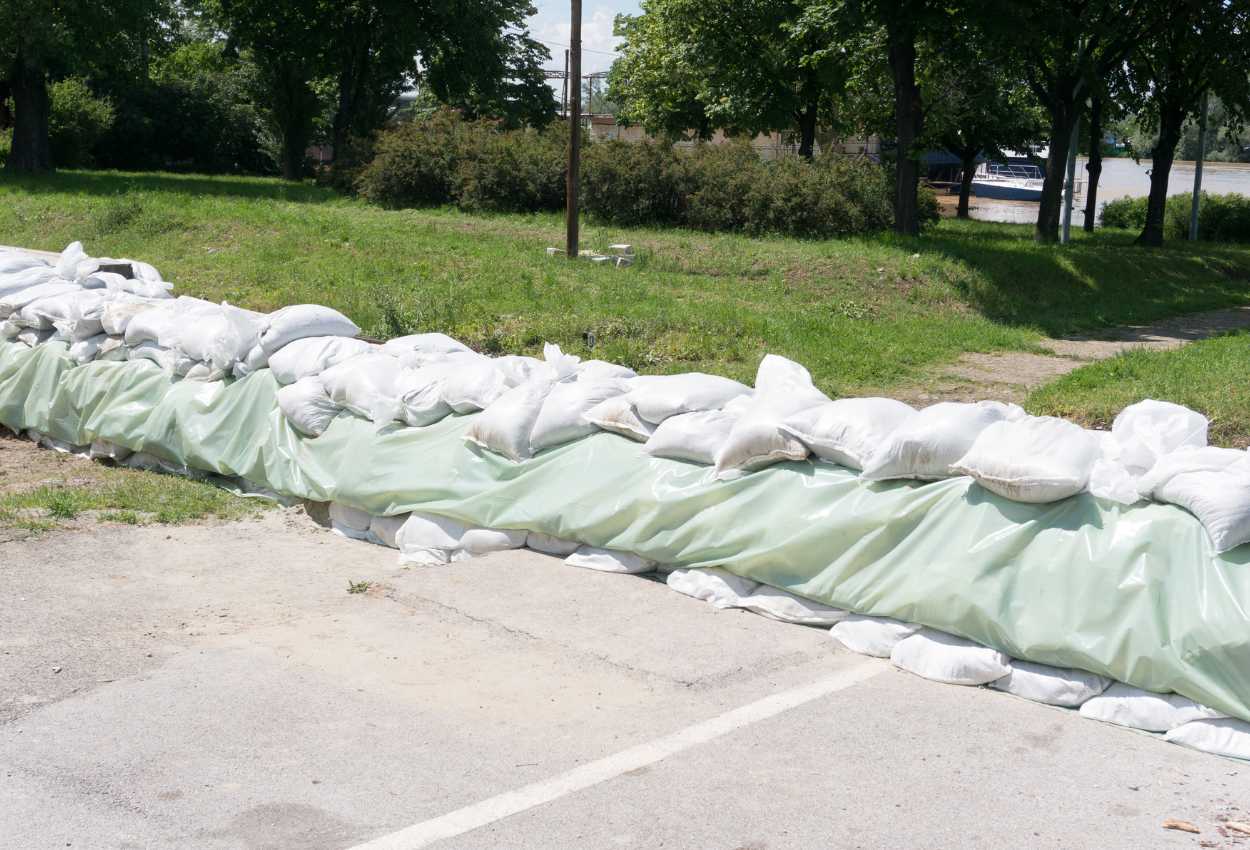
[
  {"xmin": 1111, "ymin": 399, "xmax": 1208, "ymax": 475},
  {"xmin": 1139, "ymin": 447, "xmax": 1250, "ymax": 552},
  {"xmin": 830, "ymin": 614, "xmax": 921, "ymax": 658},
  {"xmin": 644, "ymin": 409, "xmax": 737, "ymax": 465},
  {"xmin": 376, "ymin": 365, "xmax": 452, "ymax": 427},
  {"xmin": 258, "ymin": 304, "xmax": 360, "ymax": 356},
  {"xmin": 0, "ymin": 251, "xmax": 48, "ymax": 275},
  {"xmin": 380, "ymin": 332, "xmax": 472, "ymax": 361},
  {"xmin": 627, "ymin": 372, "xmax": 752, "ymax": 425},
  {"xmin": 564, "ymin": 545, "xmax": 656, "ymax": 574},
  {"xmin": 122, "ymin": 296, "xmax": 213, "ymax": 346},
  {"xmin": 951, "ymin": 416, "xmax": 1100, "ymax": 503},
  {"xmin": 68, "ymin": 333, "xmax": 109, "ymax": 365},
  {"xmin": 128, "ymin": 340, "xmax": 179, "ymax": 371},
  {"xmin": 714, "ymin": 355, "xmax": 827, "ymax": 476},
  {"xmin": 100, "ymin": 297, "xmax": 158, "ymax": 337},
  {"xmin": 266, "ymin": 336, "xmax": 375, "ymax": 385},
  {"xmin": 436, "ymin": 353, "xmax": 510, "ymax": 413},
  {"xmin": 666, "ymin": 567, "xmax": 759, "ymax": 609},
  {"xmin": 172, "ymin": 302, "xmax": 261, "ymax": 370},
  {"xmin": 0, "ymin": 264, "xmax": 60, "ymax": 299},
  {"xmin": 529, "ymin": 377, "xmax": 630, "ymax": 452},
  {"xmin": 278, "ymin": 377, "xmax": 342, "ymax": 437},
  {"xmin": 1086, "ymin": 429, "xmax": 1145, "ymax": 505},
  {"xmin": 1078, "ymin": 682, "xmax": 1226, "ymax": 732},
  {"xmin": 582, "ymin": 395, "xmax": 656, "ymax": 442},
  {"xmin": 990, "ymin": 660, "xmax": 1110, "ymax": 707},
  {"xmin": 577, "ymin": 359, "xmax": 637, "ymax": 380},
  {"xmin": 14, "ymin": 327, "xmax": 53, "ymax": 347},
  {"xmin": 87, "ymin": 439, "xmax": 132, "ymax": 462},
  {"xmin": 736, "ymin": 586, "xmax": 849, "ymax": 626},
  {"xmin": 366, "ymin": 514, "xmax": 408, "ymax": 549},
  {"xmin": 395, "ymin": 511, "xmax": 471, "ymax": 566},
  {"xmin": 890, "ymin": 628, "xmax": 1012, "ymax": 686},
  {"xmin": 493, "ymin": 355, "xmax": 549, "ymax": 387},
  {"xmin": 525, "ymin": 532, "xmax": 581, "ymax": 556},
  {"xmin": 0, "ymin": 281, "xmax": 81, "ymax": 319},
  {"xmin": 318, "ymin": 353, "xmax": 404, "ymax": 422},
  {"xmin": 460, "ymin": 528, "xmax": 528, "ymax": 556},
  {"xmin": 328, "ymin": 502, "xmax": 373, "ymax": 540},
  {"xmin": 463, "ymin": 379, "xmax": 555, "ymax": 461},
  {"xmin": 780, "ymin": 397, "xmax": 917, "ymax": 470},
  {"xmin": 860, "ymin": 400, "xmax": 1025, "ymax": 482},
  {"xmin": 1, "ymin": 319, "xmax": 18, "ymax": 339},
  {"xmin": 96, "ymin": 336, "xmax": 128, "ymax": 362},
  {"xmin": 22, "ymin": 289, "xmax": 107, "ymax": 338},
  {"xmin": 56, "ymin": 241, "xmax": 87, "ymax": 279},
  {"xmin": 1165, "ymin": 718, "xmax": 1250, "ymax": 760}
]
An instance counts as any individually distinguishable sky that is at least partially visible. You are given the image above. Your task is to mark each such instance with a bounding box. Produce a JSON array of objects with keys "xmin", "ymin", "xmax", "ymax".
[{"xmin": 526, "ymin": 0, "xmax": 641, "ymax": 77}]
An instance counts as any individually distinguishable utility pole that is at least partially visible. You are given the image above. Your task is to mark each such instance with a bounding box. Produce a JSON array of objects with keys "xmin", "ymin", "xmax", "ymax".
[
  {"xmin": 566, "ymin": 0, "xmax": 582, "ymax": 259},
  {"xmin": 1061, "ymin": 114, "xmax": 1080, "ymax": 244},
  {"xmin": 562, "ymin": 50, "xmax": 569, "ymax": 116},
  {"xmin": 1190, "ymin": 90, "xmax": 1210, "ymax": 241}
]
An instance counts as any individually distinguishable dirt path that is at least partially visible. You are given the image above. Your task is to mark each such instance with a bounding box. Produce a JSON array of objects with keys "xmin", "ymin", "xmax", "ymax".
[{"xmin": 894, "ymin": 305, "xmax": 1250, "ymax": 406}]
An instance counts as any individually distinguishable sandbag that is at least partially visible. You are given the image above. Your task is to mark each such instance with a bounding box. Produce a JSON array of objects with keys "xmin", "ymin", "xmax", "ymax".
[
  {"xmin": 830, "ymin": 615, "xmax": 920, "ymax": 658},
  {"xmin": 530, "ymin": 377, "xmax": 630, "ymax": 452},
  {"xmin": 525, "ymin": 532, "xmax": 581, "ymax": 556},
  {"xmin": 15, "ymin": 327, "xmax": 53, "ymax": 348},
  {"xmin": 582, "ymin": 395, "xmax": 656, "ymax": 442},
  {"xmin": 889, "ymin": 628, "xmax": 1012, "ymax": 686},
  {"xmin": 1139, "ymin": 447, "xmax": 1250, "ymax": 552},
  {"xmin": 459, "ymin": 527, "xmax": 528, "ymax": 556},
  {"xmin": 267, "ymin": 336, "xmax": 375, "ymax": 385},
  {"xmin": 0, "ymin": 252, "xmax": 48, "ymax": 275},
  {"xmin": 278, "ymin": 377, "xmax": 341, "ymax": 438},
  {"xmin": 627, "ymin": 372, "xmax": 751, "ymax": 425},
  {"xmin": 644, "ymin": 409, "xmax": 737, "ymax": 465},
  {"xmin": 0, "ymin": 281, "xmax": 81, "ymax": 320},
  {"xmin": 68, "ymin": 333, "xmax": 109, "ymax": 365},
  {"xmin": 172, "ymin": 302, "xmax": 261, "ymax": 370},
  {"xmin": 318, "ymin": 353, "xmax": 403, "ymax": 422},
  {"xmin": 780, "ymin": 397, "xmax": 917, "ymax": 470},
  {"xmin": 735, "ymin": 586, "xmax": 849, "ymax": 626},
  {"xmin": 56, "ymin": 241, "xmax": 87, "ymax": 279},
  {"xmin": 87, "ymin": 438, "xmax": 132, "ymax": 463},
  {"xmin": 122, "ymin": 296, "xmax": 213, "ymax": 347},
  {"xmin": 463, "ymin": 379, "xmax": 555, "ymax": 461},
  {"xmin": 328, "ymin": 502, "xmax": 372, "ymax": 540},
  {"xmin": 861, "ymin": 401, "xmax": 1024, "ymax": 481},
  {"xmin": 990, "ymin": 660, "xmax": 1110, "ymax": 707},
  {"xmin": 100, "ymin": 297, "xmax": 158, "ymax": 337},
  {"xmin": 714, "ymin": 355, "xmax": 827, "ymax": 477},
  {"xmin": 436, "ymin": 354, "xmax": 510, "ymax": 413},
  {"xmin": 1079, "ymin": 683, "xmax": 1226, "ymax": 732},
  {"xmin": 21, "ymin": 289, "xmax": 107, "ymax": 338},
  {"xmin": 666, "ymin": 567, "xmax": 759, "ymax": 609},
  {"xmin": 564, "ymin": 546, "xmax": 656, "ymax": 574},
  {"xmin": 1111, "ymin": 399, "xmax": 1208, "ymax": 475},
  {"xmin": 395, "ymin": 511, "xmax": 469, "ymax": 565},
  {"xmin": 1165, "ymin": 717, "xmax": 1250, "ymax": 760},
  {"xmin": 577, "ymin": 359, "xmax": 637, "ymax": 380},
  {"xmin": 258, "ymin": 304, "xmax": 360, "ymax": 356},
  {"xmin": 366, "ymin": 513, "xmax": 408, "ymax": 549},
  {"xmin": 952, "ymin": 416, "xmax": 1100, "ymax": 503},
  {"xmin": 182, "ymin": 362, "xmax": 226, "ymax": 382},
  {"xmin": 389, "ymin": 365, "xmax": 454, "ymax": 427},
  {"xmin": 381, "ymin": 332, "xmax": 472, "ymax": 364},
  {"xmin": 128, "ymin": 341, "xmax": 178, "ymax": 371}
]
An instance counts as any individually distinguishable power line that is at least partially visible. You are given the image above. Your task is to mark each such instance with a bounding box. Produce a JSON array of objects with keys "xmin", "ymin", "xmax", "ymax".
[{"xmin": 535, "ymin": 38, "xmax": 617, "ymax": 56}]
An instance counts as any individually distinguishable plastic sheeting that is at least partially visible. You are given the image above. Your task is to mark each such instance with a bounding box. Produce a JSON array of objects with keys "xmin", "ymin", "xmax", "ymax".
[{"xmin": 5, "ymin": 337, "xmax": 1250, "ymax": 722}]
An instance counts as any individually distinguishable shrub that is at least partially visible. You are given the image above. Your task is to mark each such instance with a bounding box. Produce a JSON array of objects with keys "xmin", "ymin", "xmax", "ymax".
[
  {"xmin": 580, "ymin": 139, "xmax": 692, "ymax": 226},
  {"xmin": 48, "ymin": 78, "xmax": 114, "ymax": 168},
  {"xmin": 683, "ymin": 142, "xmax": 766, "ymax": 232},
  {"xmin": 0, "ymin": 129, "xmax": 9, "ymax": 168},
  {"xmin": 457, "ymin": 124, "xmax": 567, "ymax": 213},
  {"xmin": 1100, "ymin": 192, "xmax": 1250, "ymax": 242},
  {"xmin": 357, "ymin": 109, "xmax": 489, "ymax": 208}
]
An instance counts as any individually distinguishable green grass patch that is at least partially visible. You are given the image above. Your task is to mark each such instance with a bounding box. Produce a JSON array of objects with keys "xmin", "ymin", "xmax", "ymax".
[
  {"xmin": 1027, "ymin": 331, "xmax": 1250, "ymax": 447},
  {"xmin": 2, "ymin": 169, "xmax": 1250, "ymax": 394},
  {"xmin": 0, "ymin": 461, "xmax": 264, "ymax": 534}
]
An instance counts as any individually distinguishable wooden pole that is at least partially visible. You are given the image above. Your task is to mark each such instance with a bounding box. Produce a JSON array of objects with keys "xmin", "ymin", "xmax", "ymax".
[
  {"xmin": 562, "ymin": 50, "xmax": 569, "ymax": 117},
  {"xmin": 565, "ymin": 0, "xmax": 582, "ymax": 259}
]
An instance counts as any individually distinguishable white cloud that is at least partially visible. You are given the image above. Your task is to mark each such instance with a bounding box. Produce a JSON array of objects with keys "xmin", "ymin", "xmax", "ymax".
[{"xmin": 528, "ymin": 0, "xmax": 639, "ymax": 74}]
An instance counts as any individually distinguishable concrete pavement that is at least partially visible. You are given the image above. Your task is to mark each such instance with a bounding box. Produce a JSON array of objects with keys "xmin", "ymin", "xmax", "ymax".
[{"xmin": 2, "ymin": 511, "xmax": 1248, "ymax": 849}]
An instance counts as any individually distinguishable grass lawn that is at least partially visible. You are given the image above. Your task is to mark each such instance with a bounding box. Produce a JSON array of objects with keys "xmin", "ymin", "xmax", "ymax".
[
  {"xmin": 2, "ymin": 170, "xmax": 1250, "ymax": 396},
  {"xmin": 1028, "ymin": 332, "xmax": 1250, "ymax": 447},
  {"xmin": 0, "ymin": 434, "xmax": 264, "ymax": 535}
]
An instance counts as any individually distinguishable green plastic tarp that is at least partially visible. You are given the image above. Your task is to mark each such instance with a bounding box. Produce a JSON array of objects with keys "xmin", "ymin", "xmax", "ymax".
[{"xmin": 4, "ymin": 338, "xmax": 1250, "ymax": 722}]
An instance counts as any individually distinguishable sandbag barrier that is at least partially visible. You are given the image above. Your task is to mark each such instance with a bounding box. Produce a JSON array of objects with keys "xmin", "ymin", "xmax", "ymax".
[{"xmin": 5, "ymin": 242, "xmax": 1250, "ymax": 762}]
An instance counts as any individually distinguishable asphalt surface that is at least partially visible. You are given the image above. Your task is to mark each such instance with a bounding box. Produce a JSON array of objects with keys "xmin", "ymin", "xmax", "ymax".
[{"xmin": 3, "ymin": 510, "xmax": 1249, "ymax": 850}]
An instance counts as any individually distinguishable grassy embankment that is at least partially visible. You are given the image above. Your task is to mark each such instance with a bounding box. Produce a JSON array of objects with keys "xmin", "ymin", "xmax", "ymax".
[{"xmin": 0, "ymin": 168, "xmax": 1249, "ymax": 528}]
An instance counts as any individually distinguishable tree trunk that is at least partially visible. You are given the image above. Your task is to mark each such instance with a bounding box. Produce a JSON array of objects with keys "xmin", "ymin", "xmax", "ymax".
[
  {"xmin": 887, "ymin": 21, "xmax": 922, "ymax": 236},
  {"xmin": 1036, "ymin": 100, "xmax": 1077, "ymax": 243},
  {"xmin": 280, "ymin": 126, "xmax": 307, "ymax": 181},
  {"xmin": 796, "ymin": 102, "xmax": 818, "ymax": 160},
  {"xmin": 1082, "ymin": 96, "xmax": 1103, "ymax": 232},
  {"xmin": 957, "ymin": 150, "xmax": 977, "ymax": 219},
  {"xmin": 6, "ymin": 49, "xmax": 52, "ymax": 173},
  {"xmin": 1137, "ymin": 108, "xmax": 1184, "ymax": 247}
]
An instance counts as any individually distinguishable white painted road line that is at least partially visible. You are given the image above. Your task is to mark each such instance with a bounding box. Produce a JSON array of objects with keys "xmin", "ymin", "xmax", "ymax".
[{"xmin": 345, "ymin": 659, "xmax": 884, "ymax": 850}]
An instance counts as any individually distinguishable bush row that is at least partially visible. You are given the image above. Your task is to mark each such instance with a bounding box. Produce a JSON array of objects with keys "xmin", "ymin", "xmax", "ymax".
[
  {"xmin": 358, "ymin": 110, "xmax": 935, "ymax": 238},
  {"xmin": 1100, "ymin": 192, "xmax": 1250, "ymax": 242}
]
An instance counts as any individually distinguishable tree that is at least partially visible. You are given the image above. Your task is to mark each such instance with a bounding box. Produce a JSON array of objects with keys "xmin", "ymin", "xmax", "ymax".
[
  {"xmin": 1125, "ymin": 0, "xmax": 1250, "ymax": 246},
  {"xmin": 609, "ymin": 0, "xmax": 853, "ymax": 158},
  {"xmin": 987, "ymin": 0, "xmax": 1151, "ymax": 243},
  {"xmin": 918, "ymin": 37, "xmax": 1045, "ymax": 219},
  {"xmin": 0, "ymin": 0, "xmax": 167, "ymax": 172}
]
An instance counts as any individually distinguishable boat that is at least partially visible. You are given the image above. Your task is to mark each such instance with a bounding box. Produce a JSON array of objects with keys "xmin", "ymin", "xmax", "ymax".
[{"xmin": 970, "ymin": 160, "xmax": 1046, "ymax": 201}]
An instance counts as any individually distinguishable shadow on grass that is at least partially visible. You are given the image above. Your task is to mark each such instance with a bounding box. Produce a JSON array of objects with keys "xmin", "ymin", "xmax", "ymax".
[
  {"xmin": 911, "ymin": 221, "xmax": 1250, "ymax": 337},
  {"xmin": 0, "ymin": 169, "xmax": 339, "ymax": 204}
]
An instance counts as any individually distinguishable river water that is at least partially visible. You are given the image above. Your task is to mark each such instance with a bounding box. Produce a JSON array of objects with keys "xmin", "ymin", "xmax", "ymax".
[{"xmin": 948, "ymin": 158, "xmax": 1250, "ymax": 226}]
